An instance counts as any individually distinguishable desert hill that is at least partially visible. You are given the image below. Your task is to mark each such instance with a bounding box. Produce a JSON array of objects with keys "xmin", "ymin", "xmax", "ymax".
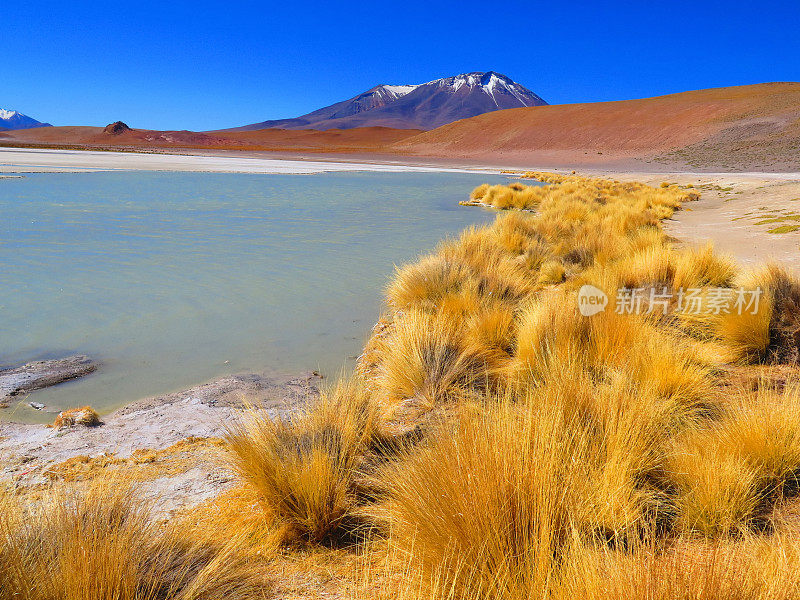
[
  {"xmin": 390, "ymin": 82, "xmax": 800, "ymax": 171},
  {"xmin": 0, "ymin": 124, "xmax": 420, "ymax": 153}
]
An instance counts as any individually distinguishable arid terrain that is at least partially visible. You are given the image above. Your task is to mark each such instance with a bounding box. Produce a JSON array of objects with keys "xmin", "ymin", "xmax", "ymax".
[
  {"xmin": 0, "ymin": 124, "xmax": 420, "ymax": 154},
  {"xmin": 2, "ymin": 82, "xmax": 798, "ymax": 172},
  {"xmin": 391, "ymin": 82, "xmax": 800, "ymax": 171}
]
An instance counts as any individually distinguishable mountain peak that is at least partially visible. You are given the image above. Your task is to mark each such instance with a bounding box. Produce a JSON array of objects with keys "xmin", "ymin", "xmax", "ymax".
[
  {"xmin": 0, "ymin": 109, "xmax": 52, "ymax": 130},
  {"xmin": 233, "ymin": 71, "xmax": 546, "ymax": 132},
  {"xmin": 424, "ymin": 71, "xmax": 542, "ymax": 108}
]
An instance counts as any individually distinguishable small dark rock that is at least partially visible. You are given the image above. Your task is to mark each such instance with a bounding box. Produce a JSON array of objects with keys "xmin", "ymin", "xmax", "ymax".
[{"xmin": 103, "ymin": 121, "xmax": 131, "ymax": 135}]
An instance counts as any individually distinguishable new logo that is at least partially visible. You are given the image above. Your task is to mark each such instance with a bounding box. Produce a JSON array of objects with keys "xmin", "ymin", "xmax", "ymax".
[{"xmin": 577, "ymin": 285, "xmax": 608, "ymax": 316}]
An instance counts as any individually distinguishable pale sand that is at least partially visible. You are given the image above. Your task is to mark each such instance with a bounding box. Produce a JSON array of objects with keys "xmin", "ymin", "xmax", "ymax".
[
  {"xmin": 0, "ymin": 147, "xmax": 497, "ymax": 174},
  {"xmin": 627, "ymin": 172, "xmax": 800, "ymax": 274}
]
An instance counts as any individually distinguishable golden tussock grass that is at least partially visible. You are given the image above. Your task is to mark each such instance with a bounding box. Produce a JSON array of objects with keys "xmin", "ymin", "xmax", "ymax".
[
  {"xmin": 667, "ymin": 381, "xmax": 800, "ymax": 538},
  {"xmin": 559, "ymin": 536, "xmax": 800, "ymax": 600},
  {"xmin": 0, "ymin": 481, "xmax": 269, "ymax": 599},
  {"xmin": 52, "ymin": 405, "xmax": 101, "ymax": 428},
  {"xmin": 225, "ymin": 377, "xmax": 382, "ymax": 546},
  {"xmin": 367, "ymin": 402, "xmax": 596, "ymax": 599}
]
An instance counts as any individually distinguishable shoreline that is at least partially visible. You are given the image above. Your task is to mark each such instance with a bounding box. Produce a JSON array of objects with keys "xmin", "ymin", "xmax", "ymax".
[
  {"xmin": 2, "ymin": 163, "xmax": 799, "ymax": 511},
  {"xmin": 0, "ymin": 370, "xmax": 321, "ymax": 514},
  {"xmin": 4, "ymin": 145, "xmax": 800, "ymax": 178},
  {"xmin": 0, "ymin": 146, "xmax": 503, "ymax": 175}
]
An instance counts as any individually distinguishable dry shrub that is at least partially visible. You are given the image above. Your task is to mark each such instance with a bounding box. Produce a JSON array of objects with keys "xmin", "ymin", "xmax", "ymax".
[
  {"xmin": 469, "ymin": 183, "xmax": 489, "ymax": 200},
  {"xmin": 537, "ymin": 260, "xmax": 566, "ymax": 284},
  {"xmin": 673, "ymin": 244, "xmax": 738, "ymax": 289},
  {"xmin": 370, "ymin": 393, "xmax": 673, "ymax": 600},
  {"xmin": 561, "ymin": 536, "xmax": 800, "ymax": 600},
  {"xmin": 373, "ymin": 309, "xmax": 507, "ymax": 433},
  {"xmin": 226, "ymin": 378, "xmax": 380, "ymax": 545},
  {"xmin": 760, "ymin": 265, "xmax": 800, "ymax": 364},
  {"xmin": 668, "ymin": 430, "xmax": 762, "ymax": 537},
  {"xmin": 53, "ymin": 405, "xmax": 101, "ymax": 428},
  {"xmin": 515, "ymin": 293, "xmax": 716, "ymax": 415},
  {"xmin": 667, "ymin": 382, "xmax": 800, "ymax": 536},
  {"xmin": 369, "ymin": 403, "xmax": 581, "ymax": 599},
  {"xmin": 695, "ymin": 265, "xmax": 799, "ymax": 364},
  {"xmin": 0, "ymin": 482, "xmax": 267, "ymax": 600}
]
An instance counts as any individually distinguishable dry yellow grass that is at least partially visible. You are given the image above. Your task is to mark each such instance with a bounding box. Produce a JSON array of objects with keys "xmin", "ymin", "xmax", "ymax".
[
  {"xmin": 0, "ymin": 480, "xmax": 269, "ymax": 599},
  {"xmin": 560, "ymin": 536, "xmax": 800, "ymax": 600},
  {"xmin": 53, "ymin": 405, "xmax": 101, "ymax": 428},
  {"xmin": 225, "ymin": 378, "xmax": 381, "ymax": 546}
]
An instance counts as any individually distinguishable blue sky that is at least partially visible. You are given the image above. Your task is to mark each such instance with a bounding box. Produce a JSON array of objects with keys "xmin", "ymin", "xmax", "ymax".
[{"xmin": 4, "ymin": 0, "xmax": 799, "ymax": 130}]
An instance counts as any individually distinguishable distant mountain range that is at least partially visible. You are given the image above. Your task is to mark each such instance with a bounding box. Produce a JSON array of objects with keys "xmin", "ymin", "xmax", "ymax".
[
  {"xmin": 232, "ymin": 72, "xmax": 547, "ymax": 131},
  {"xmin": 0, "ymin": 109, "xmax": 51, "ymax": 130}
]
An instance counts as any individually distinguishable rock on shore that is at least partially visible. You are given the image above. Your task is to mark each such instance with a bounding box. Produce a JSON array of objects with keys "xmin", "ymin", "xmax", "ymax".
[
  {"xmin": 0, "ymin": 370, "xmax": 321, "ymax": 514},
  {"xmin": 0, "ymin": 355, "xmax": 97, "ymax": 404}
]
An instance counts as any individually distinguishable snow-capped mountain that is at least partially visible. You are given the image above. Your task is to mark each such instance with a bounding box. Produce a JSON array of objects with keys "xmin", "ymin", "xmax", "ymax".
[
  {"xmin": 0, "ymin": 109, "xmax": 52, "ymax": 130},
  {"xmin": 233, "ymin": 72, "xmax": 547, "ymax": 131}
]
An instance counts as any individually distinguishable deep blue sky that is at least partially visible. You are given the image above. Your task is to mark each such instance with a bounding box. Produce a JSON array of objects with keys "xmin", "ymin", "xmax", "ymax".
[{"xmin": 4, "ymin": 0, "xmax": 799, "ymax": 130}]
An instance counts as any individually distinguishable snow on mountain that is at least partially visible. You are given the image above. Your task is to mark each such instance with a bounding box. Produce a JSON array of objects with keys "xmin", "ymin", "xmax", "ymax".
[
  {"xmin": 233, "ymin": 71, "xmax": 547, "ymax": 131},
  {"xmin": 0, "ymin": 109, "xmax": 52, "ymax": 130},
  {"xmin": 382, "ymin": 84, "xmax": 419, "ymax": 98},
  {"xmin": 425, "ymin": 72, "xmax": 546, "ymax": 110}
]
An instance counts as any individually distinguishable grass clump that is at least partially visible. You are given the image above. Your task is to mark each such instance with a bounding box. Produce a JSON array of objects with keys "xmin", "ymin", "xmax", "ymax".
[
  {"xmin": 371, "ymin": 308, "xmax": 507, "ymax": 434},
  {"xmin": 226, "ymin": 378, "xmax": 381, "ymax": 546},
  {"xmin": 368, "ymin": 403, "xmax": 596, "ymax": 599},
  {"xmin": 667, "ymin": 383, "xmax": 800, "ymax": 537},
  {"xmin": 0, "ymin": 482, "xmax": 267, "ymax": 599},
  {"xmin": 768, "ymin": 224, "xmax": 800, "ymax": 233},
  {"xmin": 701, "ymin": 265, "xmax": 800, "ymax": 364},
  {"xmin": 53, "ymin": 405, "xmax": 101, "ymax": 428}
]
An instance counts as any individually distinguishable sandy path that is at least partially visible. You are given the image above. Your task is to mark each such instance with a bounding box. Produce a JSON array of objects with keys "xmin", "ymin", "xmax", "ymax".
[{"xmin": 635, "ymin": 172, "xmax": 800, "ymax": 274}]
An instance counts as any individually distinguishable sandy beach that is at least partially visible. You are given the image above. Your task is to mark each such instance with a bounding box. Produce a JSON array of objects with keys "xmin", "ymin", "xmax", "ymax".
[{"xmin": 643, "ymin": 173, "xmax": 800, "ymax": 274}]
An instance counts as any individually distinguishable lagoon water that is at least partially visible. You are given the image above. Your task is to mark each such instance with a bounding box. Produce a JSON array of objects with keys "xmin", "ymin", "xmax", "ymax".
[{"xmin": 1, "ymin": 170, "xmax": 501, "ymax": 422}]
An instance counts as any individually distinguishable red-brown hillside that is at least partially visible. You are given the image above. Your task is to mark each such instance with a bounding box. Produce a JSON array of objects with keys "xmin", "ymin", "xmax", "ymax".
[{"xmin": 390, "ymin": 83, "xmax": 800, "ymax": 170}]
